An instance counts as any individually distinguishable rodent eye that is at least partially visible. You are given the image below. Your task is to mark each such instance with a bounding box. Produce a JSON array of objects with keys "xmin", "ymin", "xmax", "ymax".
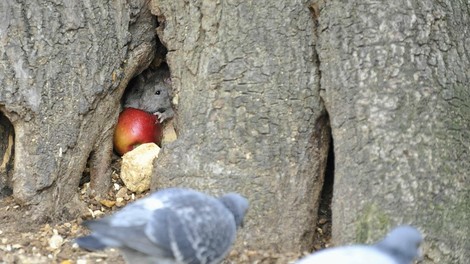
[{"xmin": 155, "ymin": 90, "xmax": 161, "ymax": 95}]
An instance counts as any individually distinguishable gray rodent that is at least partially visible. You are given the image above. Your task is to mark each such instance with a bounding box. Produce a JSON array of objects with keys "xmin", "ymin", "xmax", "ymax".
[{"xmin": 124, "ymin": 65, "xmax": 174, "ymax": 123}]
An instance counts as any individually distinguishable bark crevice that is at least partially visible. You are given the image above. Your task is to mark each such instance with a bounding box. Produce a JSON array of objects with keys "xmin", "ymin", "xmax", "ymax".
[{"xmin": 0, "ymin": 111, "xmax": 14, "ymax": 198}]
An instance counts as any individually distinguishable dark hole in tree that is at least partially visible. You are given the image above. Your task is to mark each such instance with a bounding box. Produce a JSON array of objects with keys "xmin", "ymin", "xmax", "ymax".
[
  {"xmin": 0, "ymin": 111, "xmax": 14, "ymax": 198},
  {"xmin": 122, "ymin": 29, "xmax": 169, "ymax": 104},
  {"xmin": 312, "ymin": 126, "xmax": 334, "ymax": 249},
  {"xmin": 78, "ymin": 26, "xmax": 170, "ymax": 188},
  {"xmin": 121, "ymin": 19, "xmax": 169, "ymax": 111},
  {"xmin": 79, "ymin": 154, "xmax": 92, "ymax": 187}
]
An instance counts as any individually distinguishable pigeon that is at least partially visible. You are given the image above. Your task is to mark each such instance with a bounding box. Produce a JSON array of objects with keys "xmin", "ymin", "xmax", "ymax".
[
  {"xmin": 296, "ymin": 225, "xmax": 423, "ymax": 264},
  {"xmin": 75, "ymin": 187, "xmax": 249, "ymax": 264}
]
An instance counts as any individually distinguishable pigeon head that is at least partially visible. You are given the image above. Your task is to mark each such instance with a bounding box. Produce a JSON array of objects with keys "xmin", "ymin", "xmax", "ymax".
[
  {"xmin": 218, "ymin": 193, "xmax": 249, "ymax": 228},
  {"xmin": 376, "ymin": 225, "xmax": 423, "ymax": 263}
]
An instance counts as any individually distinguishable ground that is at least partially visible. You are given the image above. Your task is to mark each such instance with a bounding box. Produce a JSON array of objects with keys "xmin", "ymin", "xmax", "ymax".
[{"xmin": 0, "ymin": 156, "xmax": 331, "ymax": 264}]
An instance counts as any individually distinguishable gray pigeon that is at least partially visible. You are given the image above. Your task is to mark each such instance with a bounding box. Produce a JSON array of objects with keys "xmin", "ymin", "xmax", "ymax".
[
  {"xmin": 296, "ymin": 225, "xmax": 423, "ymax": 264},
  {"xmin": 75, "ymin": 188, "xmax": 249, "ymax": 264}
]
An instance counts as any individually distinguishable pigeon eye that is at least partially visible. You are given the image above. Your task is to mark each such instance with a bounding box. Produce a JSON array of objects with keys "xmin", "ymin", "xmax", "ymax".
[{"xmin": 155, "ymin": 90, "xmax": 161, "ymax": 95}]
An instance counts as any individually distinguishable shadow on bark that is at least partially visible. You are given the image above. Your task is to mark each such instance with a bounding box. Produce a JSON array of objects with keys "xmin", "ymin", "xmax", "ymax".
[{"xmin": 0, "ymin": 111, "xmax": 14, "ymax": 199}]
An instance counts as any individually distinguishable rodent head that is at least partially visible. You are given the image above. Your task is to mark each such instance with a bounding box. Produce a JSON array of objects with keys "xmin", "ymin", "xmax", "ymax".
[{"xmin": 139, "ymin": 80, "xmax": 172, "ymax": 113}]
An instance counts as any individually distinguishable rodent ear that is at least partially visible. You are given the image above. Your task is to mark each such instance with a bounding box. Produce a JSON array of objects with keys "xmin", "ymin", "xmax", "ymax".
[{"xmin": 163, "ymin": 77, "xmax": 172, "ymax": 85}]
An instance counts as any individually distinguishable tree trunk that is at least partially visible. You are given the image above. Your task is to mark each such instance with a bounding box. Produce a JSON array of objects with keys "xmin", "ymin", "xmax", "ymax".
[
  {"xmin": 150, "ymin": 0, "xmax": 329, "ymax": 252},
  {"xmin": 318, "ymin": 1, "xmax": 469, "ymax": 263},
  {"xmin": 0, "ymin": 0, "xmax": 156, "ymax": 220}
]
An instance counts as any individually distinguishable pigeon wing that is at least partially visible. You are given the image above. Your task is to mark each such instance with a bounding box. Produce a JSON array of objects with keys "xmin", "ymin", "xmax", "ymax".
[
  {"xmin": 160, "ymin": 197, "xmax": 237, "ymax": 264},
  {"xmin": 84, "ymin": 218, "xmax": 173, "ymax": 259},
  {"xmin": 145, "ymin": 207, "xmax": 198, "ymax": 263},
  {"xmin": 145, "ymin": 196, "xmax": 237, "ymax": 264},
  {"xmin": 188, "ymin": 205, "xmax": 236, "ymax": 264}
]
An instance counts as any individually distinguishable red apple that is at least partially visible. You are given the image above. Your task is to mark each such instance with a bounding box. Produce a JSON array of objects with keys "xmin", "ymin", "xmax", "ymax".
[{"xmin": 113, "ymin": 108, "xmax": 163, "ymax": 155}]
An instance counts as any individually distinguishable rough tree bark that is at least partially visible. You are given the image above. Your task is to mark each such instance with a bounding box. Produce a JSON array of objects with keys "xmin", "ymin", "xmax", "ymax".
[
  {"xmin": 318, "ymin": 1, "xmax": 469, "ymax": 263},
  {"xmin": 150, "ymin": 0, "xmax": 328, "ymax": 252},
  {"xmin": 0, "ymin": 0, "xmax": 156, "ymax": 220}
]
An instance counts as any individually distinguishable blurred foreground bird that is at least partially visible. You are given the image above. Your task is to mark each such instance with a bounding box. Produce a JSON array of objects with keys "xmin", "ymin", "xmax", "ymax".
[
  {"xmin": 75, "ymin": 187, "xmax": 249, "ymax": 264},
  {"xmin": 296, "ymin": 225, "xmax": 423, "ymax": 264}
]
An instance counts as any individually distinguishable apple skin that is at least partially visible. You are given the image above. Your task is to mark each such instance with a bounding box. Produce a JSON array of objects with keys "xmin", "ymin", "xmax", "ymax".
[{"xmin": 113, "ymin": 108, "xmax": 163, "ymax": 155}]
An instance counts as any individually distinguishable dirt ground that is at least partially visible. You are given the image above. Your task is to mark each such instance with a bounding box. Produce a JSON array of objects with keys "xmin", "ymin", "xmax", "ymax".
[{"xmin": 0, "ymin": 157, "xmax": 331, "ymax": 264}]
